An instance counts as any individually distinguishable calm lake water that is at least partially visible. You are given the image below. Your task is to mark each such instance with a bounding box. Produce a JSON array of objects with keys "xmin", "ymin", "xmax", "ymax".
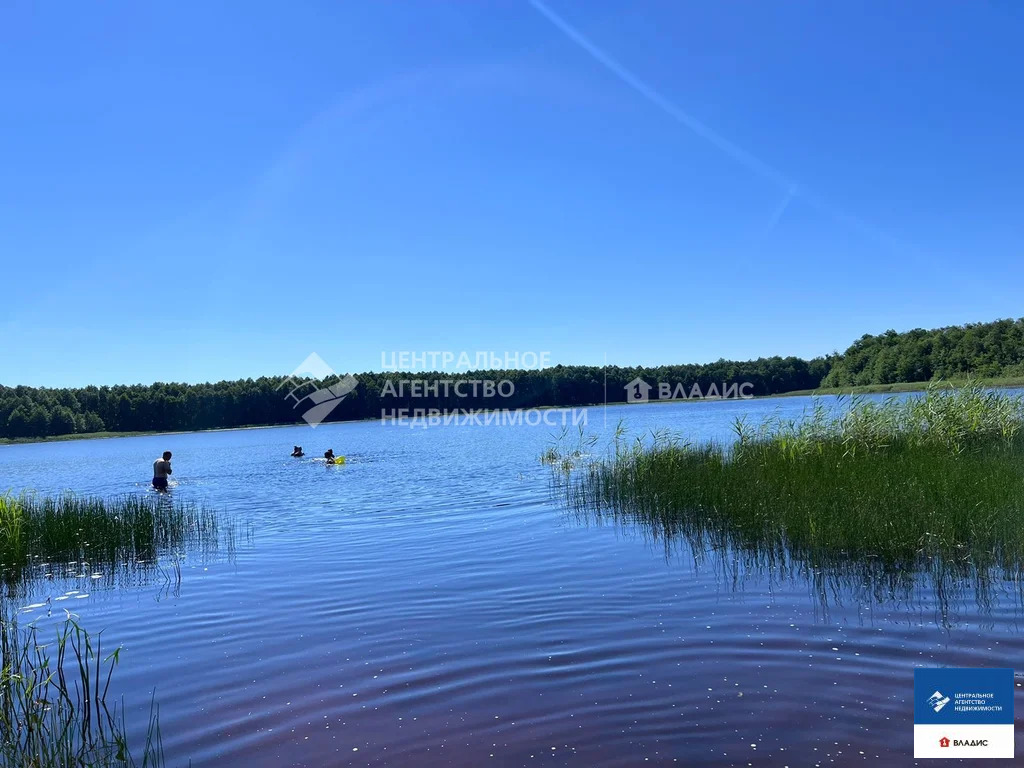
[{"xmin": 2, "ymin": 395, "xmax": 1023, "ymax": 766}]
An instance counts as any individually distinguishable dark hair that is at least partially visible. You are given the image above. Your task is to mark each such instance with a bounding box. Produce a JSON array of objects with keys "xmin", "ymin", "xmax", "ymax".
[{"xmin": 163, "ymin": 451, "xmax": 172, "ymax": 459}]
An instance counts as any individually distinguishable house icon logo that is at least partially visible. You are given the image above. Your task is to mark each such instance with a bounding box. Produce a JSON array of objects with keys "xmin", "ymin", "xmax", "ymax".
[
  {"xmin": 939, "ymin": 737, "xmax": 950, "ymax": 748},
  {"xmin": 625, "ymin": 377, "xmax": 653, "ymax": 404}
]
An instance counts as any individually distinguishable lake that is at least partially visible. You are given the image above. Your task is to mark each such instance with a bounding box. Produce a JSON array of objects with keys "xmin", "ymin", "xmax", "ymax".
[{"xmin": 2, "ymin": 395, "xmax": 1023, "ymax": 766}]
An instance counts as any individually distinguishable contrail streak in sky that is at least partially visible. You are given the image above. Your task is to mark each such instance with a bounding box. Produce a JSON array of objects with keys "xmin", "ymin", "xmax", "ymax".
[
  {"xmin": 528, "ymin": 0, "xmax": 796, "ymax": 192},
  {"xmin": 766, "ymin": 186, "xmax": 799, "ymax": 234},
  {"xmin": 528, "ymin": 0, "xmax": 915, "ymax": 254}
]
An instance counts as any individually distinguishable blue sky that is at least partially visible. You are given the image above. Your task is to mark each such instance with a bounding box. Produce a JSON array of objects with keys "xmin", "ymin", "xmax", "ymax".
[{"xmin": 2, "ymin": 1, "xmax": 1022, "ymax": 387}]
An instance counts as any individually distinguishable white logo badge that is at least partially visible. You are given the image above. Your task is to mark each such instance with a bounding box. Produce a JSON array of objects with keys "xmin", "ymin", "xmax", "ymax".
[
  {"xmin": 277, "ymin": 353, "xmax": 358, "ymax": 427},
  {"xmin": 928, "ymin": 691, "xmax": 951, "ymax": 713}
]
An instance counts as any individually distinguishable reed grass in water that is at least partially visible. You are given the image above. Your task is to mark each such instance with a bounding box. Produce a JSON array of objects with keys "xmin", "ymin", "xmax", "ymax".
[
  {"xmin": 0, "ymin": 494, "xmax": 225, "ymax": 580},
  {"xmin": 0, "ymin": 609, "xmax": 164, "ymax": 767},
  {"xmin": 556, "ymin": 383, "xmax": 1024, "ymax": 571}
]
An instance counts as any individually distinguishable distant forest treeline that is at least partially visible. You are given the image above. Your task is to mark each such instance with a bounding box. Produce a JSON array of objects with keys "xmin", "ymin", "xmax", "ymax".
[
  {"xmin": 2, "ymin": 318, "xmax": 1023, "ymax": 439},
  {"xmin": 821, "ymin": 318, "xmax": 1024, "ymax": 387}
]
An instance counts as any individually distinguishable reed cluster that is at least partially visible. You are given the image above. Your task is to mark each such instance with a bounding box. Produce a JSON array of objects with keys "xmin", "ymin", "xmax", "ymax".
[
  {"xmin": 0, "ymin": 610, "xmax": 164, "ymax": 766},
  {"xmin": 0, "ymin": 493, "xmax": 226, "ymax": 580},
  {"xmin": 556, "ymin": 384, "xmax": 1024, "ymax": 571}
]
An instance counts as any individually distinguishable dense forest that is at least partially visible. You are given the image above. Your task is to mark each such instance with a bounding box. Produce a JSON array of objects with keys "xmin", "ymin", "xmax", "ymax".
[
  {"xmin": 0, "ymin": 358, "xmax": 825, "ymax": 439},
  {"xmin": 2, "ymin": 318, "xmax": 1022, "ymax": 440},
  {"xmin": 821, "ymin": 318, "xmax": 1024, "ymax": 387}
]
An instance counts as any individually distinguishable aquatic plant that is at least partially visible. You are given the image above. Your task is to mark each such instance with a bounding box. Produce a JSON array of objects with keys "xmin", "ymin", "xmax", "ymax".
[
  {"xmin": 540, "ymin": 424, "xmax": 600, "ymax": 473},
  {"xmin": 0, "ymin": 493, "xmax": 233, "ymax": 591},
  {"xmin": 0, "ymin": 496, "xmax": 27, "ymax": 567},
  {"xmin": 0, "ymin": 608, "xmax": 164, "ymax": 767},
  {"xmin": 555, "ymin": 384, "xmax": 1024, "ymax": 573}
]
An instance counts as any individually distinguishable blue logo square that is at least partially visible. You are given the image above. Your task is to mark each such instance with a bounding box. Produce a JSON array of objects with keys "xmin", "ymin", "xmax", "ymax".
[{"xmin": 914, "ymin": 668, "xmax": 1014, "ymax": 725}]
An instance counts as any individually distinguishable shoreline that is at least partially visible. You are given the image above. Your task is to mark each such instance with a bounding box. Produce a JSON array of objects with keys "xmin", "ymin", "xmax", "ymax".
[
  {"xmin": 3, "ymin": 376, "xmax": 1023, "ymax": 446},
  {"xmin": 780, "ymin": 376, "xmax": 1024, "ymax": 397}
]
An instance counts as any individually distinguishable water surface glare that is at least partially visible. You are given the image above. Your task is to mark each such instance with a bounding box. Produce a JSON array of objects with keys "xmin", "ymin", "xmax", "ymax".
[{"xmin": 2, "ymin": 396, "xmax": 1023, "ymax": 766}]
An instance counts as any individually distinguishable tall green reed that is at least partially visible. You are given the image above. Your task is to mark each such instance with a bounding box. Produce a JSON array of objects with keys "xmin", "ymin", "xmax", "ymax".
[
  {"xmin": 0, "ymin": 493, "xmax": 232, "ymax": 591},
  {"xmin": 0, "ymin": 608, "xmax": 164, "ymax": 767},
  {"xmin": 551, "ymin": 384, "xmax": 1024, "ymax": 575}
]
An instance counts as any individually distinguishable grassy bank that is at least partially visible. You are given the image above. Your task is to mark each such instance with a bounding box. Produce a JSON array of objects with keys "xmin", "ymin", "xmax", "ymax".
[
  {"xmin": 0, "ymin": 430, "xmax": 164, "ymax": 445},
  {"xmin": 784, "ymin": 375, "xmax": 1024, "ymax": 397},
  {"xmin": 554, "ymin": 384, "xmax": 1024, "ymax": 572},
  {"xmin": 0, "ymin": 422, "xmax": 303, "ymax": 446}
]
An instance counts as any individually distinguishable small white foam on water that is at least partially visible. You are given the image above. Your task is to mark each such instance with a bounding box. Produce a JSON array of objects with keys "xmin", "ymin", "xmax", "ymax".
[
  {"xmin": 21, "ymin": 603, "xmax": 47, "ymax": 610},
  {"xmin": 64, "ymin": 590, "xmax": 80, "ymax": 595},
  {"xmin": 55, "ymin": 596, "xmax": 69, "ymax": 601},
  {"xmin": 91, "ymin": 574, "xmax": 102, "ymax": 579},
  {"xmin": 74, "ymin": 594, "xmax": 89, "ymax": 599}
]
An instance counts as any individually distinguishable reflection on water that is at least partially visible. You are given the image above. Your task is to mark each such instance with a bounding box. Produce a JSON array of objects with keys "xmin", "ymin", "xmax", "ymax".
[
  {"xmin": 2, "ymin": 493, "xmax": 250, "ymax": 611},
  {"xmin": 564, "ymin": 502, "xmax": 1024, "ymax": 629}
]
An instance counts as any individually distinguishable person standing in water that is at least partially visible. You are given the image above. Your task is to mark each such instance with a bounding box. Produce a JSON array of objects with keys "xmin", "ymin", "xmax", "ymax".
[
  {"xmin": 153, "ymin": 451, "xmax": 173, "ymax": 490},
  {"xmin": 324, "ymin": 449, "xmax": 335, "ymax": 464},
  {"xmin": 291, "ymin": 445, "xmax": 304, "ymax": 457}
]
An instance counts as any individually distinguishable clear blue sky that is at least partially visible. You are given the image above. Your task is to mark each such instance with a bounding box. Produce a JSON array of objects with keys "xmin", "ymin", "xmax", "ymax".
[{"xmin": 2, "ymin": 1, "xmax": 1022, "ymax": 387}]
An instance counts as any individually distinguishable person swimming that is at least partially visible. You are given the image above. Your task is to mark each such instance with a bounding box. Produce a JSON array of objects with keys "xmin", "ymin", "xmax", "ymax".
[
  {"xmin": 152, "ymin": 451, "xmax": 172, "ymax": 490},
  {"xmin": 291, "ymin": 445, "xmax": 304, "ymax": 457},
  {"xmin": 324, "ymin": 449, "xmax": 335, "ymax": 464}
]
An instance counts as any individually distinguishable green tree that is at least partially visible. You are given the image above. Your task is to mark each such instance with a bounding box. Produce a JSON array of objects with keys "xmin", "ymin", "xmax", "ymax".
[
  {"xmin": 82, "ymin": 411, "xmax": 106, "ymax": 433},
  {"xmin": 6, "ymin": 406, "xmax": 30, "ymax": 438},
  {"xmin": 49, "ymin": 405, "xmax": 78, "ymax": 436},
  {"xmin": 26, "ymin": 405, "xmax": 51, "ymax": 437}
]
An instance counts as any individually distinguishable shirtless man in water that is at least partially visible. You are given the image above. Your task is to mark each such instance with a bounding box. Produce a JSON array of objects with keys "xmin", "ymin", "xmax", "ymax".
[{"xmin": 153, "ymin": 451, "xmax": 172, "ymax": 490}]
